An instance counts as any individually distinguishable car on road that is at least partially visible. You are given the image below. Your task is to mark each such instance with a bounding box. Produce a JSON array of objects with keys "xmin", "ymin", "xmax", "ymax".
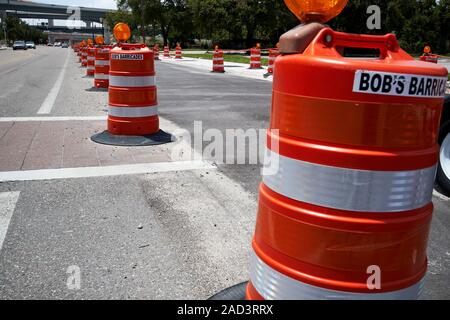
[
  {"xmin": 61, "ymin": 42, "xmax": 69, "ymax": 48},
  {"xmin": 437, "ymin": 94, "xmax": 450, "ymax": 195},
  {"xmin": 25, "ymin": 41, "xmax": 36, "ymax": 49},
  {"xmin": 13, "ymin": 40, "xmax": 27, "ymax": 50},
  {"xmin": 54, "ymin": 42, "xmax": 62, "ymax": 47}
]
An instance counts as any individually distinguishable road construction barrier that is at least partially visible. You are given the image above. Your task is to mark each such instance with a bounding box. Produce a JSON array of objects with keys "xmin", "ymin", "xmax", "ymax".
[
  {"xmin": 420, "ymin": 54, "xmax": 439, "ymax": 64},
  {"xmin": 86, "ymin": 47, "xmax": 96, "ymax": 77},
  {"xmin": 246, "ymin": 29, "xmax": 448, "ymax": 300},
  {"xmin": 94, "ymin": 46, "xmax": 111, "ymax": 88},
  {"xmin": 108, "ymin": 43, "xmax": 157, "ymax": 135},
  {"xmin": 91, "ymin": 43, "xmax": 172, "ymax": 146},
  {"xmin": 81, "ymin": 47, "xmax": 88, "ymax": 67},
  {"xmin": 153, "ymin": 44, "xmax": 160, "ymax": 60},
  {"xmin": 175, "ymin": 45, "xmax": 182, "ymax": 59},
  {"xmin": 250, "ymin": 47, "xmax": 262, "ymax": 69},
  {"xmin": 267, "ymin": 48, "xmax": 279, "ymax": 74},
  {"xmin": 212, "ymin": 49, "xmax": 225, "ymax": 73},
  {"xmin": 163, "ymin": 45, "xmax": 170, "ymax": 58}
]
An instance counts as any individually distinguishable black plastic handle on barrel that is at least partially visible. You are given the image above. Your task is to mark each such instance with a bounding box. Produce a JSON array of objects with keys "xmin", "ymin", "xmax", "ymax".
[{"xmin": 319, "ymin": 28, "xmax": 400, "ymax": 58}]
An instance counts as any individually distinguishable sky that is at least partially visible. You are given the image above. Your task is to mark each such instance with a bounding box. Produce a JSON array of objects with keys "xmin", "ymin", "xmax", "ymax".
[{"xmin": 25, "ymin": 0, "xmax": 118, "ymax": 10}]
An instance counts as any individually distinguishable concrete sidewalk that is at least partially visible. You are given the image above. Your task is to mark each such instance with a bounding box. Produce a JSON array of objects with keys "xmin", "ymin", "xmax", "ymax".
[{"xmin": 159, "ymin": 56, "xmax": 273, "ymax": 82}]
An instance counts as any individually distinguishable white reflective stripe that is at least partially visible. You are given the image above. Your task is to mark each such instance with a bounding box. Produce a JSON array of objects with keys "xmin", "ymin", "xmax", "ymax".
[
  {"xmin": 108, "ymin": 105, "xmax": 158, "ymax": 118},
  {"xmin": 213, "ymin": 58, "xmax": 224, "ymax": 61},
  {"xmin": 213, "ymin": 64, "xmax": 224, "ymax": 67},
  {"xmin": 95, "ymin": 73, "xmax": 109, "ymax": 80},
  {"xmin": 87, "ymin": 66, "xmax": 95, "ymax": 70},
  {"xmin": 250, "ymin": 250, "xmax": 424, "ymax": 300},
  {"xmin": 95, "ymin": 60, "xmax": 110, "ymax": 66},
  {"xmin": 263, "ymin": 149, "xmax": 436, "ymax": 212},
  {"xmin": 87, "ymin": 57, "xmax": 95, "ymax": 61},
  {"xmin": 109, "ymin": 75, "xmax": 155, "ymax": 87},
  {"xmin": 251, "ymin": 55, "xmax": 261, "ymax": 58}
]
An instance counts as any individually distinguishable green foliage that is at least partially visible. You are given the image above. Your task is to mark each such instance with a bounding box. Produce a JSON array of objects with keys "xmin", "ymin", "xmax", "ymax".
[
  {"xmin": 110, "ymin": 0, "xmax": 449, "ymax": 53},
  {"xmin": 3, "ymin": 16, "xmax": 47, "ymax": 44},
  {"xmin": 184, "ymin": 53, "xmax": 269, "ymax": 66}
]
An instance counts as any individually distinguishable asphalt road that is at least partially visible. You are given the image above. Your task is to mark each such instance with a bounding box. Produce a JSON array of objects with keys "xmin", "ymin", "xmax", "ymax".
[{"xmin": 0, "ymin": 46, "xmax": 449, "ymax": 299}]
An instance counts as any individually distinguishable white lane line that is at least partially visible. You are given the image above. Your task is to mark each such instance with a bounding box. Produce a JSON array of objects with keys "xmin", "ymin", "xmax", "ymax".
[
  {"xmin": 0, "ymin": 116, "xmax": 106, "ymax": 122},
  {"xmin": 37, "ymin": 50, "xmax": 70, "ymax": 114},
  {"xmin": 0, "ymin": 161, "xmax": 215, "ymax": 182},
  {"xmin": 0, "ymin": 191, "xmax": 20, "ymax": 251}
]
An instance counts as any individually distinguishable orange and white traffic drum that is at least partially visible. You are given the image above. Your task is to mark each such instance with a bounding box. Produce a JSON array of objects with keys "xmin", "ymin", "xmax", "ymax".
[
  {"xmin": 91, "ymin": 43, "xmax": 172, "ymax": 146},
  {"xmin": 94, "ymin": 46, "xmax": 111, "ymax": 88},
  {"xmin": 246, "ymin": 29, "xmax": 448, "ymax": 300},
  {"xmin": 81, "ymin": 47, "xmax": 88, "ymax": 67},
  {"xmin": 212, "ymin": 49, "xmax": 225, "ymax": 73},
  {"xmin": 86, "ymin": 47, "xmax": 96, "ymax": 77},
  {"xmin": 249, "ymin": 47, "xmax": 262, "ymax": 69}
]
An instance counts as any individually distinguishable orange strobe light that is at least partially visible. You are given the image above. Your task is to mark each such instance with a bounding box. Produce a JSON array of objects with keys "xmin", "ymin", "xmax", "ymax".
[
  {"xmin": 284, "ymin": 0, "xmax": 348, "ymax": 23},
  {"xmin": 113, "ymin": 22, "xmax": 131, "ymax": 42}
]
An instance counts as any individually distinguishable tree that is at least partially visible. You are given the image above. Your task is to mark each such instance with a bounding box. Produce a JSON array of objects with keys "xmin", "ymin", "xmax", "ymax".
[{"xmin": 4, "ymin": 16, "xmax": 46, "ymax": 44}]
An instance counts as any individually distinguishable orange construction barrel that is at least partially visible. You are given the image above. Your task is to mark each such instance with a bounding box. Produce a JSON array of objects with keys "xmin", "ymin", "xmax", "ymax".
[
  {"xmin": 245, "ymin": 28, "xmax": 448, "ymax": 300},
  {"xmin": 91, "ymin": 43, "xmax": 172, "ymax": 146},
  {"xmin": 94, "ymin": 46, "xmax": 112, "ymax": 88}
]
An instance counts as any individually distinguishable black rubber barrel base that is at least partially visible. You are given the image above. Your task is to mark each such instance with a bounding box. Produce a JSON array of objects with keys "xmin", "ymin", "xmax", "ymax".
[
  {"xmin": 208, "ymin": 282, "xmax": 248, "ymax": 300},
  {"xmin": 91, "ymin": 130, "xmax": 174, "ymax": 147}
]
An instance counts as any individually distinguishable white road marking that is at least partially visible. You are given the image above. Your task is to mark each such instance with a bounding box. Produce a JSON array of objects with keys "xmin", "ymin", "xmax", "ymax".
[
  {"xmin": 0, "ymin": 191, "xmax": 20, "ymax": 251},
  {"xmin": 37, "ymin": 50, "xmax": 70, "ymax": 114},
  {"xmin": 0, "ymin": 161, "xmax": 215, "ymax": 182},
  {"xmin": 0, "ymin": 116, "xmax": 106, "ymax": 122}
]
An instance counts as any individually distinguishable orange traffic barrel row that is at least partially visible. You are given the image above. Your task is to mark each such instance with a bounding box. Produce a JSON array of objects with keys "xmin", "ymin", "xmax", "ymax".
[
  {"xmin": 267, "ymin": 48, "xmax": 279, "ymax": 74},
  {"xmin": 86, "ymin": 47, "xmax": 96, "ymax": 77},
  {"xmin": 94, "ymin": 46, "xmax": 112, "ymax": 88},
  {"xmin": 249, "ymin": 47, "xmax": 262, "ymax": 69},
  {"xmin": 175, "ymin": 45, "xmax": 182, "ymax": 59},
  {"xmin": 212, "ymin": 49, "xmax": 225, "ymax": 73},
  {"xmin": 246, "ymin": 29, "xmax": 448, "ymax": 300}
]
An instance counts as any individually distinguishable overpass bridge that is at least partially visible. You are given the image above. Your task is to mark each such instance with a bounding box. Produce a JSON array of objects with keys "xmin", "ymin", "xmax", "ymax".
[{"xmin": 0, "ymin": 0, "xmax": 115, "ymax": 43}]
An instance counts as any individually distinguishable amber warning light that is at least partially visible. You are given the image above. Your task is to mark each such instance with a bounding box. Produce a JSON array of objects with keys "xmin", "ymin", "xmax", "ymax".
[
  {"xmin": 113, "ymin": 23, "xmax": 131, "ymax": 42},
  {"xmin": 284, "ymin": 0, "xmax": 348, "ymax": 23}
]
